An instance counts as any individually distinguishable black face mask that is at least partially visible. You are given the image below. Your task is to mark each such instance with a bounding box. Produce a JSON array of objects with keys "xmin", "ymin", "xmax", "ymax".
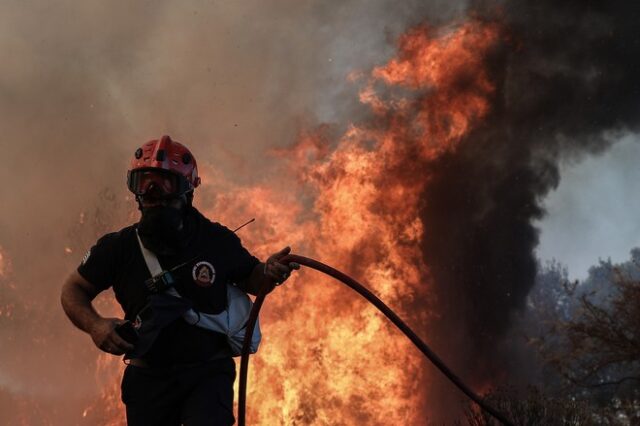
[{"xmin": 138, "ymin": 205, "xmax": 188, "ymax": 256}]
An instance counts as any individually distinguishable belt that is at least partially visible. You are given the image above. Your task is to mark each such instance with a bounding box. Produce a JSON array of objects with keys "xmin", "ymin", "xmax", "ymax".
[
  {"xmin": 125, "ymin": 356, "xmax": 226, "ymax": 370},
  {"xmin": 126, "ymin": 358, "xmax": 153, "ymax": 368}
]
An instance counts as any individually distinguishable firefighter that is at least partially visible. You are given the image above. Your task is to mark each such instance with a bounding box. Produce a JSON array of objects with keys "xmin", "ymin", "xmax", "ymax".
[{"xmin": 61, "ymin": 135, "xmax": 297, "ymax": 426}]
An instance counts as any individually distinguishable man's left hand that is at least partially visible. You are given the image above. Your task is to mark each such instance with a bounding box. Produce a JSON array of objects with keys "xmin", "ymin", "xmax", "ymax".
[{"xmin": 264, "ymin": 246, "xmax": 300, "ymax": 286}]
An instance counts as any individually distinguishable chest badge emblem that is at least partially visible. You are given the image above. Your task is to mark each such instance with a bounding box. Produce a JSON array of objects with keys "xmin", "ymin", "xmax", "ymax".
[{"xmin": 192, "ymin": 261, "xmax": 216, "ymax": 287}]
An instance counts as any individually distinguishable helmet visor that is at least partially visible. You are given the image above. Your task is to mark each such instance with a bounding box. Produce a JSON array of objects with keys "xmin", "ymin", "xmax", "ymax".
[{"xmin": 128, "ymin": 169, "xmax": 187, "ymax": 198}]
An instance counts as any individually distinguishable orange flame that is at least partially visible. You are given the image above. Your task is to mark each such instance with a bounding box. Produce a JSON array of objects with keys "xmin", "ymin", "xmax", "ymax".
[
  {"xmin": 0, "ymin": 246, "xmax": 16, "ymax": 320},
  {"xmin": 0, "ymin": 246, "xmax": 9, "ymax": 278},
  {"xmin": 199, "ymin": 20, "xmax": 500, "ymax": 424}
]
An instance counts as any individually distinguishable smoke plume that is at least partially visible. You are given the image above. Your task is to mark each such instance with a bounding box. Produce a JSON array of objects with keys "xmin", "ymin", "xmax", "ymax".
[{"xmin": 418, "ymin": 0, "xmax": 640, "ymax": 417}]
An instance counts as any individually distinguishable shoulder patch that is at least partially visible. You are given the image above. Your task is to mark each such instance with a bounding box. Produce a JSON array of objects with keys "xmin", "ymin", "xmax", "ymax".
[
  {"xmin": 81, "ymin": 249, "xmax": 91, "ymax": 265},
  {"xmin": 192, "ymin": 261, "xmax": 216, "ymax": 287}
]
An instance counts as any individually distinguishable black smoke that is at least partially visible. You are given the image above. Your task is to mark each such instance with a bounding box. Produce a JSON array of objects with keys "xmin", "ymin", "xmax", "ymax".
[{"xmin": 419, "ymin": 0, "xmax": 640, "ymax": 418}]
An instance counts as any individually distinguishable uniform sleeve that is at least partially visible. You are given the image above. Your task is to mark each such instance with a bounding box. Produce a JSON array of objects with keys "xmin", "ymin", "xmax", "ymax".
[
  {"xmin": 225, "ymin": 231, "xmax": 261, "ymax": 285},
  {"xmin": 77, "ymin": 232, "xmax": 120, "ymax": 290}
]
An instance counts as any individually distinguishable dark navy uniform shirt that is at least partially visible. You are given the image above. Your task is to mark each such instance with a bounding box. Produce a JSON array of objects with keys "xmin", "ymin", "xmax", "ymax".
[{"xmin": 77, "ymin": 208, "xmax": 260, "ymax": 365}]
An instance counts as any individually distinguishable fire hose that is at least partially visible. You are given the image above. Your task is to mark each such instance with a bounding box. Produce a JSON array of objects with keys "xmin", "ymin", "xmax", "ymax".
[{"xmin": 238, "ymin": 254, "xmax": 514, "ymax": 426}]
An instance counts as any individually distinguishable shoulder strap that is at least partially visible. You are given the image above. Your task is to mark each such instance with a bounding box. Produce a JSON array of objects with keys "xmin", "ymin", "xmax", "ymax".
[
  {"xmin": 135, "ymin": 230, "xmax": 183, "ymax": 300},
  {"xmin": 135, "ymin": 230, "xmax": 164, "ymax": 277}
]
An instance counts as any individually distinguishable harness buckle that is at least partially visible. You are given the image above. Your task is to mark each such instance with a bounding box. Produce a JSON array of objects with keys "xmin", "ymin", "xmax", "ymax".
[{"xmin": 144, "ymin": 270, "xmax": 175, "ymax": 294}]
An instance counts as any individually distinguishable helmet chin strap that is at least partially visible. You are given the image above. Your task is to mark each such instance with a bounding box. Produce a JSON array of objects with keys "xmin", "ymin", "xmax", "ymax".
[{"xmin": 184, "ymin": 190, "xmax": 194, "ymax": 207}]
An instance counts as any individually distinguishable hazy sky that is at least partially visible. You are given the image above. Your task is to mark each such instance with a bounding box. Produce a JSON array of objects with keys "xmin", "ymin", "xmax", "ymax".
[{"xmin": 537, "ymin": 133, "xmax": 640, "ymax": 280}]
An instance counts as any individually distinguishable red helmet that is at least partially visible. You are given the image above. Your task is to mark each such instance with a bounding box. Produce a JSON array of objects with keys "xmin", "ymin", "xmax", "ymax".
[{"xmin": 127, "ymin": 135, "xmax": 201, "ymax": 198}]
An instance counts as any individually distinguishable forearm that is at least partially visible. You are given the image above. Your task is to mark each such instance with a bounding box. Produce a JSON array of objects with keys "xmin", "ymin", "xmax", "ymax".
[
  {"xmin": 240, "ymin": 262, "xmax": 271, "ymax": 296},
  {"xmin": 60, "ymin": 279, "xmax": 103, "ymax": 334},
  {"xmin": 61, "ymin": 275, "xmax": 134, "ymax": 355}
]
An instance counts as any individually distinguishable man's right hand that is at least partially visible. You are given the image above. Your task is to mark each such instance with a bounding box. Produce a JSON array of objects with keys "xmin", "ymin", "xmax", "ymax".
[
  {"xmin": 61, "ymin": 271, "xmax": 135, "ymax": 356},
  {"xmin": 89, "ymin": 317, "xmax": 135, "ymax": 355}
]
